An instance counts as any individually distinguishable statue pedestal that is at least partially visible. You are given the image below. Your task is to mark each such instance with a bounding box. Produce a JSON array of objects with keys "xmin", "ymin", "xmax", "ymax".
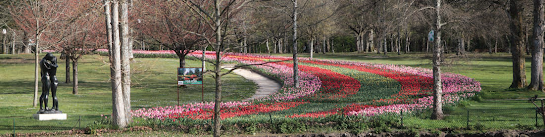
[{"xmin": 34, "ymin": 110, "xmax": 66, "ymax": 121}]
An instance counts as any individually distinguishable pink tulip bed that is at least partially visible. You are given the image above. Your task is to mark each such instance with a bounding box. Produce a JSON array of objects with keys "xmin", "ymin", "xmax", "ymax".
[{"xmin": 111, "ymin": 50, "xmax": 481, "ymax": 134}]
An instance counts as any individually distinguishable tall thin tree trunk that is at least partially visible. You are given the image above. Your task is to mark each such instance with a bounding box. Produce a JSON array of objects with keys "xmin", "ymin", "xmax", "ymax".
[
  {"xmin": 397, "ymin": 31, "xmax": 401, "ymax": 55},
  {"xmin": 528, "ymin": 0, "xmax": 544, "ymax": 90},
  {"xmin": 244, "ymin": 36, "xmax": 248, "ymax": 53},
  {"xmin": 526, "ymin": 29, "xmax": 531, "ymax": 55},
  {"xmin": 377, "ymin": 38, "xmax": 382, "ymax": 54},
  {"xmin": 489, "ymin": 40, "xmax": 493, "ymax": 54},
  {"xmin": 273, "ymin": 40, "xmax": 277, "ymax": 54},
  {"xmin": 426, "ymin": 38, "xmax": 429, "ymax": 52},
  {"xmin": 508, "ymin": 0, "xmax": 527, "ymax": 88},
  {"xmin": 322, "ymin": 36, "xmax": 326, "ymax": 54},
  {"xmin": 310, "ymin": 37, "xmax": 314, "ymax": 59},
  {"xmin": 366, "ymin": 33, "xmax": 370, "ymax": 52},
  {"xmin": 405, "ymin": 31, "xmax": 410, "ymax": 53},
  {"xmin": 331, "ymin": 39, "xmax": 335, "ymax": 53},
  {"xmin": 11, "ymin": 31, "xmax": 15, "ymax": 55},
  {"xmin": 495, "ymin": 39, "xmax": 498, "ymax": 54},
  {"xmin": 121, "ymin": 0, "xmax": 132, "ymax": 123},
  {"xmin": 383, "ymin": 38, "xmax": 387, "ymax": 55},
  {"xmin": 2, "ymin": 34, "xmax": 6, "ymax": 54},
  {"xmin": 266, "ymin": 39, "xmax": 270, "ymax": 54},
  {"xmin": 213, "ymin": 0, "xmax": 223, "ymax": 136},
  {"xmin": 356, "ymin": 33, "xmax": 361, "ymax": 53},
  {"xmin": 110, "ymin": 0, "xmax": 127, "ymax": 128},
  {"xmin": 72, "ymin": 60, "xmax": 78, "ymax": 94},
  {"xmin": 129, "ymin": 29, "xmax": 134, "ymax": 60},
  {"xmin": 432, "ymin": 0, "xmax": 444, "ymax": 120},
  {"xmin": 65, "ymin": 54, "xmax": 70, "ymax": 83},
  {"xmin": 369, "ymin": 30, "xmax": 374, "ymax": 53},
  {"xmin": 105, "ymin": 0, "xmax": 113, "ymax": 59},
  {"xmin": 390, "ymin": 35, "xmax": 394, "ymax": 54},
  {"xmin": 292, "ymin": 0, "xmax": 299, "ymax": 88},
  {"xmin": 34, "ymin": 18, "xmax": 40, "ymax": 108},
  {"xmin": 202, "ymin": 45, "xmax": 207, "ymax": 71}
]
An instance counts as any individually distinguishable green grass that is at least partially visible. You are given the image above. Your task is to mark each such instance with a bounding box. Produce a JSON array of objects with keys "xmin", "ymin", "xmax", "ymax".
[{"xmin": 0, "ymin": 53, "xmax": 256, "ymax": 134}]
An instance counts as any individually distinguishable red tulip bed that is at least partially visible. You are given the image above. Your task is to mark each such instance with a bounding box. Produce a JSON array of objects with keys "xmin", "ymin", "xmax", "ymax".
[{"xmin": 125, "ymin": 50, "xmax": 481, "ymax": 133}]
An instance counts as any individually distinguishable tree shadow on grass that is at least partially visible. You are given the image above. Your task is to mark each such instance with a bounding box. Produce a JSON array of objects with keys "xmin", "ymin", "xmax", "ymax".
[{"xmin": 0, "ymin": 81, "xmax": 34, "ymax": 94}]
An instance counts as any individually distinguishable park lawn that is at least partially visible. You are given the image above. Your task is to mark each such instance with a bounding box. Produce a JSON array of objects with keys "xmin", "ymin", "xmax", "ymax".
[
  {"xmin": 2, "ymin": 52, "xmax": 544, "ymax": 135},
  {"xmin": 0, "ymin": 53, "xmax": 256, "ymax": 134}
]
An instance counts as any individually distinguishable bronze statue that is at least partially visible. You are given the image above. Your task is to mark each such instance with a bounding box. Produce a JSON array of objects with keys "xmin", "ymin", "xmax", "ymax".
[{"xmin": 38, "ymin": 53, "xmax": 60, "ymax": 114}]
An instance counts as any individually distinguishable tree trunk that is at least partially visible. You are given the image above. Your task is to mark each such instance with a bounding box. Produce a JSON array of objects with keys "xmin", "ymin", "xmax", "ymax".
[
  {"xmin": 273, "ymin": 39, "xmax": 277, "ymax": 54},
  {"xmin": 202, "ymin": 45, "xmax": 207, "ymax": 71},
  {"xmin": 72, "ymin": 60, "xmax": 78, "ymax": 95},
  {"xmin": 213, "ymin": 0, "xmax": 223, "ymax": 136},
  {"xmin": 426, "ymin": 38, "xmax": 429, "ymax": 52},
  {"xmin": 489, "ymin": 40, "xmax": 493, "ymax": 54},
  {"xmin": 495, "ymin": 39, "xmax": 498, "ymax": 54},
  {"xmin": 377, "ymin": 38, "xmax": 382, "ymax": 54},
  {"xmin": 121, "ymin": 0, "xmax": 132, "ymax": 124},
  {"xmin": 106, "ymin": 0, "xmax": 113, "ymax": 60},
  {"xmin": 361, "ymin": 33, "xmax": 366, "ymax": 53},
  {"xmin": 356, "ymin": 33, "xmax": 361, "ymax": 53},
  {"xmin": 383, "ymin": 38, "xmax": 387, "ymax": 55},
  {"xmin": 266, "ymin": 39, "xmax": 270, "ymax": 54},
  {"xmin": 369, "ymin": 29, "xmax": 374, "ymax": 53},
  {"xmin": 405, "ymin": 31, "xmax": 410, "ymax": 53},
  {"xmin": 65, "ymin": 55, "xmax": 70, "ymax": 83},
  {"xmin": 322, "ymin": 36, "xmax": 326, "ymax": 54},
  {"xmin": 2, "ymin": 34, "xmax": 6, "ymax": 54},
  {"xmin": 366, "ymin": 33, "xmax": 370, "ymax": 52},
  {"xmin": 33, "ymin": 26, "xmax": 41, "ymax": 107},
  {"xmin": 526, "ymin": 30, "xmax": 531, "ymax": 55},
  {"xmin": 528, "ymin": 0, "xmax": 544, "ymax": 91},
  {"xmin": 244, "ymin": 36, "xmax": 248, "ymax": 53},
  {"xmin": 110, "ymin": 0, "xmax": 127, "ymax": 128},
  {"xmin": 327, "ymin": 38, "xmax": 331, "ymax": 53},
  {"xmin": 390, "ymin": 35, "xmax": 394, "ymax": 54},
  {"xmin": 331, "ymin": 39, "xmax": 335, "ymax": 53},
  {"xmin": 292, "ymin": 0, "xmax": 299, "ymax": 88},
  {"xmin": 128, "ymin": 29, "xmax": 134, "ymax": 60},
  {"xmin": 508, "ymin": 0, "xmax": 527, "ymax": 89},
  {"xmin": 397, "ymin": 31, "xmax": 401, "ymax": 55},
  {"xmin": 11, "ymin": 31, "xmax": 15, "ymax": 54},
  {"xmin": 432, "ymin": 0, "xmax": 444, "ymax": 120},
  {"xmin": 310, "ymin": 37, "xmax": 314, "ymax": 59},
  {"xmin": 179, "ymin": 54, "xmax": 186, "ymax": 68},
  {"xmin": 458, "ymin": 38, "xmax": 464, "ymax": 55}
]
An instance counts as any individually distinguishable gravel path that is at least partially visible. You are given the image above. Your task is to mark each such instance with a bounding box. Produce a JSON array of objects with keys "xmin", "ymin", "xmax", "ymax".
[{"xmin": 222, "ymin": 65, "xmax": 281, "ymax": 101}]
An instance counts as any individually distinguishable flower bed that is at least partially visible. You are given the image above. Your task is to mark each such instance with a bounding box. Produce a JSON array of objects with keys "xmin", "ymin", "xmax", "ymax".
[{"xmin": 125, "ymin": 50, "xmax": 481, "ymax": 120}]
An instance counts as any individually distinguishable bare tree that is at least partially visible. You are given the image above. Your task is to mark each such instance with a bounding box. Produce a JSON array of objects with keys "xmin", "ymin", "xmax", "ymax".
[
  {"xmin": 11, "ymin": 0, "xmax": 66, "ymax": 107},
  {"xmin": 528, "ymin": 0, "xmax": 544, "ymax": 91},
  {"xmin": 104, "ymin": 0, "xmax": 130, "ymax": 128},
  {"xmin": 134, "ymin": 0, "xmax": 210, "ymax": 68},
  {"xmin": 183, "ymin": 0, "xmax": 249, "ymax": 136},
  {"xmin": 120, "ymin": 0, "xmax": 132, "ymax": 124},
  {"xmin": 292, "ymin": 0, "xmax": 299, "ymax": 88},
  {"xmin": 47, "ymin": 0, "xmax": 105, "ymax": 95},
  {"xmin": 508, "ymin": 0, "xmax": 527, "ymax": 89},
  {"xmin": 432, "ymin": 0, "xmax": 444, "ymax": 120}
]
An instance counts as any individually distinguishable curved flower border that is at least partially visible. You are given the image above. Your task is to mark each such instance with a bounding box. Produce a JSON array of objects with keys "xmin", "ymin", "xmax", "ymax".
[{"xmin": 120, "ymin": 50, "xmax": 480, "ymax": 119}]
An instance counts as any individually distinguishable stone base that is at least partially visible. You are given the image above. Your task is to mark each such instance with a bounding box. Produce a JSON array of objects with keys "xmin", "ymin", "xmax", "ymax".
[{"xmin": 33, "ymin": 113, "xmax": 67, "ymax": 121}]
